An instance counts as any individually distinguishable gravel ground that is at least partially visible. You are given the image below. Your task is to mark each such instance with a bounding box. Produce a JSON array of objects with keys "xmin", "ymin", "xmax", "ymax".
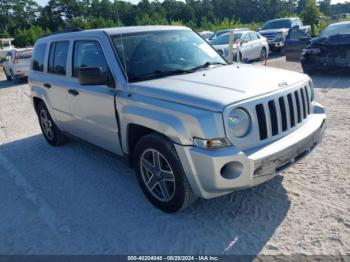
[{"xmin": 0, "ymin": 57, "xmax": 349, "ymax": 255}]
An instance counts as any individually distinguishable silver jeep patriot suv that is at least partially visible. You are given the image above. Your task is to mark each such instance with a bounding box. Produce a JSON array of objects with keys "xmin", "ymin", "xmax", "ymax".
[{"xmin": 29, "ymin": 26, "xmax": 326, "ymax": 212}]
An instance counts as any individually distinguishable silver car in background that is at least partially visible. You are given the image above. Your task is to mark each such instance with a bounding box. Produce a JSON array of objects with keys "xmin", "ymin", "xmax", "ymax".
[
  {"xmin": 199, "ymin": 31, "xmax": 214, "ymax": 40},
  {"xmin": 3, "ymin": 48, "xmax": 33, "ymax": 80},
  {"xmin": 210, "ymin": 30, "xmax": 269, "ymax": 62}
]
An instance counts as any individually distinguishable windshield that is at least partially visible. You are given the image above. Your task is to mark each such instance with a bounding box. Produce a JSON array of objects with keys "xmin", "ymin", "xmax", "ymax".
[
  {"xmin": 112, "ymin": 29, "xmax": 226, "ymax": 82},
  {"xmin": 209, "ymin": 33, "xmax": 242, "ymax": 45},
  {"xmin": 262, "ymin": 19, "xmax": 291, "ymax": 30},
  {"xmin": 209, "ymin": 30, "xmax": 229, "ymax": 40},
  {"xmin": 320, "ymin": 23, "xmax": 350, "ymax": 38}
]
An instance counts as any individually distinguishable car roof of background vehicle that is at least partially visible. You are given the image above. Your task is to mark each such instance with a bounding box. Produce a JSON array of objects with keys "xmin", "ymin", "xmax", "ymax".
[
  {"xmin": 329, "ymin": 21, "xmax": 350, "ymax": 26},
  {"xmin": 35, "ymin": 26, "xmax": 190, "ymax": 44},
  {"xmin": 266, "ymin": 17, "xmax": 299, "ymax": 22}
]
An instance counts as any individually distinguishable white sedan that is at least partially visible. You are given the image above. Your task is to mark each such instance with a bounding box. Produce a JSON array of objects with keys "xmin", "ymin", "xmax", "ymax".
[
  {"xmin": 209, "ymin": 30, "xmax": 269, "ymax": 62},
  {"xmin": 3, "ymin": 48, "xmax": 33, "ymax": 81}
]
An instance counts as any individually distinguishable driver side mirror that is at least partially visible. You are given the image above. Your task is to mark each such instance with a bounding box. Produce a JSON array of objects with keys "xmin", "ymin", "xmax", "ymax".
[
  {"xmin": 239, "ymin": 40, "xmax": 247, "ymax": 46},
  {"xmin": 78, "ymin": 67, "xmax": 113, "ymax": 86}
]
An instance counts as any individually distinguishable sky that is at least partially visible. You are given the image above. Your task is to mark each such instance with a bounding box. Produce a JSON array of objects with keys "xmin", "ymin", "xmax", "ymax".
[{"xmin": 34, "ymin": 0, "xmax": 349, "ymax": 7}]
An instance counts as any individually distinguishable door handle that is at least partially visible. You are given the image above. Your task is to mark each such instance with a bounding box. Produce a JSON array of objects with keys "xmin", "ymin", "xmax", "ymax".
[
  {"xmin": 43, "ymin": 83, "xmax": 51, "ymax": 89},
  {"xmin": 68, "ymin": 89, "xmax": 79, "ymax": 96}
]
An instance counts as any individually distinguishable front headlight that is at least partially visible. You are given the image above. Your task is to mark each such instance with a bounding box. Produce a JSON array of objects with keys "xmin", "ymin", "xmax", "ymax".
[
  {"xmin": 275, "ymin": 32, "xmax": 285, "ymax": 40},
  {"xmin": 302, "ymin": 48, "xmax": 321, "ymax": 54},
  {"xmin": 228, "ymin": 108, "xmax": 251, "ymax": 138}
]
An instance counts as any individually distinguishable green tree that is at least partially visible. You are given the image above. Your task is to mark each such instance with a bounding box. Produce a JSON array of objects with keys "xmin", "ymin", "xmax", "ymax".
[{"xmin": 301, "ymin": 0, "xmax": 322, "ymax": 35}]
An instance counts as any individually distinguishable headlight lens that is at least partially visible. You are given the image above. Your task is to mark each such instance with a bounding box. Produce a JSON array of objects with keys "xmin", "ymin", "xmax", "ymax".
[
  {"xmin": 303, "ymin": 48, "xmax": 321, "ymax": 54},
  {"xmin": 275, "ymin": 32, "xmax": 285, "ymax": 40},
  {"xmin": 228, "ymin": 108, "xmax": 251, "ymax": 138}
]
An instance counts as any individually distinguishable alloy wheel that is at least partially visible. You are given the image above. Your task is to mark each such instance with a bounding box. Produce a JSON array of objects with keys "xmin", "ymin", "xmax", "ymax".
[
  {"xmin": 140, "ymin": 149, "xmax": 176, "ymax": 202},
  {"xmin": 40, "ymin": 109, "xmax": 54, "ymax": 141}
]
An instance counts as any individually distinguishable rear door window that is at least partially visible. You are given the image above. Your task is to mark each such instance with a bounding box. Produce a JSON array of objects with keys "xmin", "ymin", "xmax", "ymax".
[
  {"xmin": 19, "ymin": 50, "xmax": 32, "ymax": 59},
  {"xmin": 241, "ymin": 33, "xmax": 251, "ymax": 42},
  {"xmin": 289, "ymin": 29, "xmax": 309, "ymax": 40},
  {"xmin": 250, "ymin": 33, "xmax": 259, "ymax": 41},
  {"xmin": 32, "ymin": 44, "xmax": 47, "ymax": 72},
  {"xmin": 48, "ymin": 41, "xmax": 69, "ymax": 75}
]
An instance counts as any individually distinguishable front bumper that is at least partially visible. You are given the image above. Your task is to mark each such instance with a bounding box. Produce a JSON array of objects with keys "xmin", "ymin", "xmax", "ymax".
[
  {"xmin": 268, "ymin": 40, "xmax": 284, "ymax": 49},
  {"xmin": 175, "ymin": 105, "xmax": 326, "ymax": 199}
]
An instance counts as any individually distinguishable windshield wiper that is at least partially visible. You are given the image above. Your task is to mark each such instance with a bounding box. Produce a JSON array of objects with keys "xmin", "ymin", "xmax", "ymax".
[
  {"xmin": 187, "ymin": 61, "xmax": 227, "ymax": 72},
  {"xmin": 129, "ymin": 69, "xmax": 193, "ymax": 82}
]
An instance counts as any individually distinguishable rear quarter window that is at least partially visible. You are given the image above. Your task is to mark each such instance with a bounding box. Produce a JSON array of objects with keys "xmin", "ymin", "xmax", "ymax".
[
  {"xmin": 19, "ymin": 50, "xmax": 32, "ymax": 59},
  {"xmin": 32, "ymin": 44, "xmax": 47, "ymax": 72}
]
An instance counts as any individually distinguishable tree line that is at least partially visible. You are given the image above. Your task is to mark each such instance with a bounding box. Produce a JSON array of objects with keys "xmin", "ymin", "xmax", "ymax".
[{"xmin": 0, "ymin": 0, "xmax": 349, "ymax": 47}]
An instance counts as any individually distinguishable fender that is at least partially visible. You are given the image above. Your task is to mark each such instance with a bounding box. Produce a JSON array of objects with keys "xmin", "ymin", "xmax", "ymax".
[{"xmin": 120, "ymin": 105, "xmax": 192, "ymax": 154}]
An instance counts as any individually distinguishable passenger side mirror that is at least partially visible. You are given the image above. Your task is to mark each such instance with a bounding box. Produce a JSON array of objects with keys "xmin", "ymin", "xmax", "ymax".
[{"xmin": 78, "ymin": 67, "xmax": 113, "ymax": 86}]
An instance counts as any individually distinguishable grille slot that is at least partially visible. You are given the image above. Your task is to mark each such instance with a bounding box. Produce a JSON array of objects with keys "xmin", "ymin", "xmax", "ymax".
[
  {"xmin": 287, "ymin": 94, "xmax": 295, "ymax": 127},
  {"xmin": 255, "ymin": 104, "xmax": 268, "ymax": 140},
  {"xmin": 268, "ymin": 100, "xmax": 278, "ymax": 136},
  {"xmin": 255, "ymin": 87, "xmax": 311, "ymax": 141},
  {"xmin": 300, "ymin": 88, "xmax": 307, "ymax": 119},
  {"xmin": 278, "ymin": 97, "xmax": 287, "ymax": 131},
  {"xmin": 304, "ymin": 86, "xmax": 310, "ymax": 114},
  {"xmin": 294, "ymin": 91, "xmax": 302, "ymax": 123}
]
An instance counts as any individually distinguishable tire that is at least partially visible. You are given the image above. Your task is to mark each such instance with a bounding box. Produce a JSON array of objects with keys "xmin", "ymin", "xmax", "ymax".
[
  {"xmin": 37, "ymin": 102, "xmax": 67, "ymax": 146},
  {"xmin": 9, "ymin": 70, "xmax": 15, "ymax": 81},
  {"xmin": 4, "ymin": 70, "xmax": 11, "ymax": 81},
  {"xmin": 134, "ymin": 133, "xmax": 197, "ymax": 213},
  {"xmin": 259, "ymin": 47, "xmax": 267, "ymax": 61}
]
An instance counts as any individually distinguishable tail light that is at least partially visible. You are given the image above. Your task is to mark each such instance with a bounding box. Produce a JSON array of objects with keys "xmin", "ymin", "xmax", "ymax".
[{"xmin": 12, "ymin": 51, "xmax": 19, "ymax": 64}]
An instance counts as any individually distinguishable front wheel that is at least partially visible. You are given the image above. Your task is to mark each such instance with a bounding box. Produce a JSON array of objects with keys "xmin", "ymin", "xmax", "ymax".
[
  {"xmin": 37, "ymin": 102, "xmax": 67, "ymax": 146},
  {"xmin": 260, "ymin": 48, "xmax": 267, "ymax": 61},
  {"xmin": 134, "ymin": 133, "xmax": 197, "ymax": 212}
]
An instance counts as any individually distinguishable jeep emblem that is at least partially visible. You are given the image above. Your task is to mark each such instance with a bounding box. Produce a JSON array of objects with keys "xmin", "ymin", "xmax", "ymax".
[{"xmin": 278, "ymin": 81, "xmax": 288, "ymax": 87}]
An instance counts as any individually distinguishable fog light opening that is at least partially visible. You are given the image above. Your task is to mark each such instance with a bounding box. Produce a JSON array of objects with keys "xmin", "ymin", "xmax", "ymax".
[{"xmin": 220, "ymin": 161, "xmax": 243, "ymax": 179}]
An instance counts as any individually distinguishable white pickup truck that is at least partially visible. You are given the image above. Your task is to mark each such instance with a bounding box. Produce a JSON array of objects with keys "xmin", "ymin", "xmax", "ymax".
[{"xmin": 29, "ymin": 26, "xmax": 326, "ymax": 212}]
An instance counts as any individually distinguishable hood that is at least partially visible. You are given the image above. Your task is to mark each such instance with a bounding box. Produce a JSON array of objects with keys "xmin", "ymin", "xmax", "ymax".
[
  {"xmin": 259, "ymin": 28, "xmax": 289, "ymax": 34},
  {"xmin": 129, "ymin": 64, "xmax": 308, "ymax": 112},
  {"xmin": 310, "ymin": 34, "xmax": 350, "ymax": 47}
]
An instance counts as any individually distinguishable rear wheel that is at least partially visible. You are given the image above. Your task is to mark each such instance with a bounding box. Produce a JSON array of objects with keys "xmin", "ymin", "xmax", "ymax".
[
  {"xmin": 9, "ymin": 70, "xmax": 15, "ymax": 81},
  {"xmin": 37, "ymin": 102, "xmax": 67, "ymax": 146},
  {"xmin": 4, "ymin": 70, "xmax": 11, "ymax": 81},
  {"xmin": 134, "ymin": 133, "xmax": 197, "ymax": 213}
]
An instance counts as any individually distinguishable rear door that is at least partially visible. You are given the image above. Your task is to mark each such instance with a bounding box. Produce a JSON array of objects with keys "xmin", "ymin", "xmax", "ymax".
[
  {"xmin": 45, "ymin": 41, "xmax": 74, "ymax": 129},
  {"xmin": 65, "ymin": 39, "xmax": 122, "ymax": 155},
  {"xmin": 240, "ymin": 33, "xmax": 253, "ymax": 60},
  {"xmin": 16, "ymin": 49, "xmax": 32, "ymax": 76},
  {"xmin": 249, "ymin": 32, "xmax": 263, "ymax": 59},
  {"xmin": 285, "ymin": 28, "xmax": 311, "ymax": 61}
]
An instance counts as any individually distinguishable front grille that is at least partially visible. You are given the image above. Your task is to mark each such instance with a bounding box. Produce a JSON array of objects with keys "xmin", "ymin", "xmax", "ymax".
[
  {"xmin": 260, "ymin": 33, "xmax": 276, "ymax": 41},
  {"xmin": 255, "ymin": 86, "xmax": 312, "ymax": 141}
]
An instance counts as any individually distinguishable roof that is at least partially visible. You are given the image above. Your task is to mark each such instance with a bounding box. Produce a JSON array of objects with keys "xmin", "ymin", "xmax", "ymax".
[
  {"xmin": 37, "ymin": 25, "xmax": 189, "ymax": 43},
  {"xmin": 330, "ymin": 21, "xmax": 350, "ymax": 26}
]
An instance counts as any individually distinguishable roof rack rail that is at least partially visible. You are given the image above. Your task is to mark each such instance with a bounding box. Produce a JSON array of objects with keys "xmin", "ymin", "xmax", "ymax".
[{"xmin": 43, "ymin": 28, "xmax": 83, "ymax": 38}]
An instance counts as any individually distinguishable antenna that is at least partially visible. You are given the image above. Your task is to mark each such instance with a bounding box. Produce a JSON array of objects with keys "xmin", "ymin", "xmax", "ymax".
[{"xmin": 115, "ymin": 1, "xmax": 129, "ymax": 88}]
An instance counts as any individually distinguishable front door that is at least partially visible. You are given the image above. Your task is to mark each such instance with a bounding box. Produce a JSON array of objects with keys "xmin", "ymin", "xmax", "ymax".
[
  {"xmin": 285, "ymin": 28, "xmax": 311, "ymax": 62},
  {"xmin": 66, "ymin": 39, "xmax": 122, "ymax": 155}
]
